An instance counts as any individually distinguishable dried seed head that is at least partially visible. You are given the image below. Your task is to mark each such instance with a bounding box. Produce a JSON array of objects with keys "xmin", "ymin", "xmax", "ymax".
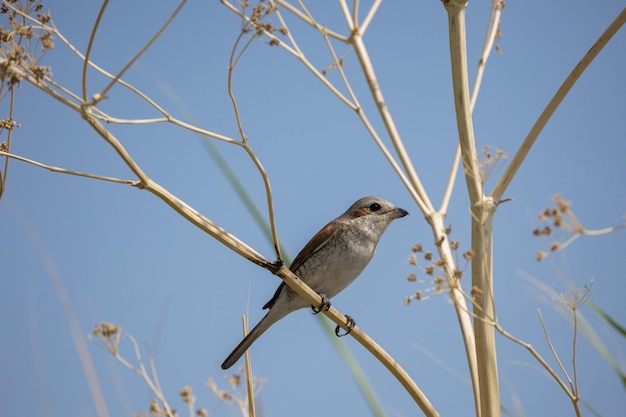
[
  {"xmin": 149, "ymin": 399, "xmax": 160, "ymax": 416},
  {"xmin": 179, "ymin": 386, "xmax": 195, "ymax": 405}
]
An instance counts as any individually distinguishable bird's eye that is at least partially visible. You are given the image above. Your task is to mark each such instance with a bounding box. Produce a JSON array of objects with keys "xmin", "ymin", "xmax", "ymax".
[{"xmin": 369, "ymin": 203, "xmax": 382, "ymax": 212}]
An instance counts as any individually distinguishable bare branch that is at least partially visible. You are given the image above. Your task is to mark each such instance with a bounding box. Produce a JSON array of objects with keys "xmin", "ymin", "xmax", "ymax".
[
  {"xmin": 0, "ymin": 151, "xmax": 139, "ymax": 185},
  {"xmin": 90, "ymin": 0, "xmax": 189, "ymax": 105},
  {"xmin": 492, "ymin": 7, "xmax": 626, "ymax": 202},
  {"xmin": 274, "ymin": 265, "xmax": 440, "ymax": 417},
  {"xmin": 82, "ymin": 0, "xmax": 109, "ymax": 102}
]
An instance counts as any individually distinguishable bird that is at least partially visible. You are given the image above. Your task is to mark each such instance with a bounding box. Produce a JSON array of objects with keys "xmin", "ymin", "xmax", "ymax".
[{"xmin": 221, "ymin": 196, "xmax": 408, "ymax": 369}]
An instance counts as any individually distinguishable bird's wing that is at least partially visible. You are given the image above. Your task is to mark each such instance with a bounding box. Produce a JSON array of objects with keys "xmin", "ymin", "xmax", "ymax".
[
  {"xmin": 262, "ymin": 220, "xmax": 339, "ymax": 310},
  {"xmin": 289, "ymin": 220, "xmax": 338, "ymax": 273}
]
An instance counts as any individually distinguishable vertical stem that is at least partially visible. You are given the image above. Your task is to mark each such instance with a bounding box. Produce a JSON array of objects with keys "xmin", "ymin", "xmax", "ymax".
[
  {"xmin": 471, "ymin": 202, "xmax": 499, "ymax": 417},
  {"xmin": 443, "ymin": 1, "xmax": 482, "ymax": 200},
  {"xmin": 442, "ymin": 1, "xmax": 500, "ymax": 416}
]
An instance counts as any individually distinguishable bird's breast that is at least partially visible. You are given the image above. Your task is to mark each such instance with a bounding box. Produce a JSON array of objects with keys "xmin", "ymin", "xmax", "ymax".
[{"xmin": 294, "ymin": 232, "xmax": 377, "ymax": 299}]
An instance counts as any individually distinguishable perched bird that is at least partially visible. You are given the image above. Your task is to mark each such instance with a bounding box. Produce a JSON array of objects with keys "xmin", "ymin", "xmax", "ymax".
[{"xmin": 221, "ymin": 196, "xmax": 408, "ymax": 369}]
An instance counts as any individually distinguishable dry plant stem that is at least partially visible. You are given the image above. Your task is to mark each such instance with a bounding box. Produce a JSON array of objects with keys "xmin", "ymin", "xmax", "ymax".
[
  {"xmin": 4, "ymin": 9, "xmax": 240, "ymax": 146},
  {"xmin": 80, "ymin": 107, "xmax": 273, "ymax": 270},
  {"xmin": 441, "ymin": 0, "xmax": 502, "ymax": 213},
  {"xmin": 350, "ymin": 33, "xmax": 432, "ymax": 214},
  {"xmin": 242, "ymin": 317, "xmax": 256, "ymax": 417},
  {"xmin": 440, "ymin": 145, "xmax": 461, "ymax": 214},
  {"xmin": 82, "ymin": 0, "xmax": 108, "ymax": 102},
  {"xmin": 274, "ymin": 265, "xmax": 439, "ymax": 417},
  {"xmin": 443, "ymin": 1, "xmax": 500, "ymax": 416},
  {"xmin": 5, "ymin": 15, "xmax": 275, "ymax": 271},
  {"xmin": 274, "ymin": 0, "xmax": 347, "ymax": 41},
  {"xmin": 538, "ymin": 311, "xmax": 574, "ymax": 392},
  {"xmin": 492, "ymin": 7, "xmax": 626, "ymax": 202},
  {"xmin": 0, "ymin": 86, "xmax": 16, "ymax": 199},
  {"xmin": 286, "ymin": 2, "xmax": 424, "ymax": 209},
  {"xmin": 443, "ymin": 1, "xmax": 482, "ymax": 200},
  {"xmin": 426, "ymin": 211, "xmax": 480, "ymax": 413},
  {"xmin": 88, "ymin": 0, "xmax": 188, "ymax": 105},
  {"xmin": 0, "ymin": 151, "xmax": 138, "ymax": 185},
  {"xmin": 498, "ymin": 316, "xmax": 582, "ymax": 417},
  {"xmin": 220, "ymin": 0, "xmax": 354, "ymax": 108},
  {"xmin": 222, "ymin": 0, "xmax": 426, "ymax": 211},
  {"xmin": 116, "ymin": 334, "xmax": 175, "ymax": 417},
  {"xmin": 360, "ymin": 0, "xmax": 382, "ymax": 34},
  {"xmin": 496, "ymin": 322, "xmax": 572, "ymax": 394},
  {"xmin": 347, "ymin": 3, "xmax": 481, "ymax": 414},
  {"xmin": 469, "ymin": 200, "xmax": 498, "ymax": 417},
  {"xmin": 470, "ymin": 0, "xmax": 503, "ymax": 108},
  {"xmin": 228, "ymin": 32, "xmax": 282, "ymax": 263},
  {"xmin": 571, "ymin": 310, "xmax": 580, "ymax": 402}
]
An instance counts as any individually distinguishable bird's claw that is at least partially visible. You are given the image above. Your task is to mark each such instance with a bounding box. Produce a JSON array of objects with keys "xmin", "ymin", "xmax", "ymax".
[
  {"xmin": 311, "ymin": 294, "xmax": 331, "ymax": 314},
  {"xmin": 335, "ymin": 315, "xmax": 355, "ymax": 337}
]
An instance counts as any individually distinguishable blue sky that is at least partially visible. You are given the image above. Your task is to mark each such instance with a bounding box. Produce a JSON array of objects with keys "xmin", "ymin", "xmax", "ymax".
[{"xmin": 1, "ymin": 1, "xmax": 625, "ymax": 416}]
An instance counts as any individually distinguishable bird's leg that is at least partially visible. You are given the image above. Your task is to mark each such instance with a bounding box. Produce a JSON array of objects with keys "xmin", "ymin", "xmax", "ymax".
[
  {"xmin": 311, "ymin": 294, "xmax": 331, "ymax": 314},
  {"xmin": 335, "ymin": 315, "xmax": 355, "ymax": 337}
]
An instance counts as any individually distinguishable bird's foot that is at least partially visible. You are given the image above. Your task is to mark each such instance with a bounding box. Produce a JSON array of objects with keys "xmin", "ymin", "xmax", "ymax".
[
  {"xmin": 335, "ymin": 315, "xmax": 355, "ymax": 337},
  {"xmin": 311, "ymin": 294, "xmax": 331, "ymax": 314}
]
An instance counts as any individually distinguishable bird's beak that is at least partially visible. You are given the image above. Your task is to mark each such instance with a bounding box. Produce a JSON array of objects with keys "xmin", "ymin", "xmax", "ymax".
[{"xmin": 390, "ymin": 207, "xmax": 409, "ymax": 219}]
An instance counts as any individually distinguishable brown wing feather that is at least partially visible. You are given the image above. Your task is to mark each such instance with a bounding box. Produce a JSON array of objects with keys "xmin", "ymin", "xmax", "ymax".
[{"xmin": 262, "ymin": 220, "xmax": 339, "ymax": 310}]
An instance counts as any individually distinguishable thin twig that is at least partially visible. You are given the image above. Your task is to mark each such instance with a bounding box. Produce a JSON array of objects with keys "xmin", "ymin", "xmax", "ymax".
[
  {"xmin": 92, "ymin": 0, "xmax": 188, "ymax": 105},
  {"xmin": 351, "ymin": 33, "xmax": 432, "ymax": 214},
  {"xmin": 492, "ymin": 7, "xmax": 626, "ymax": 202},
  {"xmin": 538, "ymin": 309, "xmax": 574, "ymax": 391},
  {"xmin": 538, "ymin": 310, "xmax": 582, "ymax": 417},
  {"xmin": 496, "ymin": 322, "xmax": 575, "ymax": 401},
  {"xmin": 227, "ymin": 28, "xmax": 282, "ymax": 263},
  {"xmin": 571, "ymin": 308, "xmax": 580, "ymax": 397},
  {"xmin": 0, "ymin": 85, "xmax": 16, "ymax": 200},
  {"xmin": 360, "ymin": 0, "xmax": 382, "ymax": 34},
  {"xmin": 82, "ymin": 0, "xmax": 109, "ymax": 102},
  {"xmin": 273, "ymin": 0, "xmax": 348, "ymax": 41},
  {"xmin": 242, "ymin": 316, "xmax": 256, "ymax": 417},
  {"xmin": 0, "ymin": 151, "xmax": 140, "ymax": 185}
]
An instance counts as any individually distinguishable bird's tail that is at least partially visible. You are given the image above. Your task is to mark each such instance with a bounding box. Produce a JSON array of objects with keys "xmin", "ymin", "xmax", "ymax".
[{"xmin": 221, "ymin": 307, "xmax": 288, "ymax": 369}]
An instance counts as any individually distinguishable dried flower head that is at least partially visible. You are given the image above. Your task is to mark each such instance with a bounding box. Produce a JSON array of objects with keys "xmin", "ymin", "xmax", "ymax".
[
  {"xmin": 91, "ymin": 322, "xmax": 121, "ymax": 355},
  {"xmin": 478, "ymin": 145, "xmax": 509, "ymax": 184},
  {"xmin": 411, "ymin": 243, "xmax": 423, "ymax": 252},
  {"xmin": 462, "ymin": 249, "xmax": 475, "ymax": 261},
  {"xmin": 179, "ymin": 386, "xmax": 195, "ymax": 405},
  {"xmin": 559, "ymin": 278, "xmax": 594, "ymax": 311}
]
